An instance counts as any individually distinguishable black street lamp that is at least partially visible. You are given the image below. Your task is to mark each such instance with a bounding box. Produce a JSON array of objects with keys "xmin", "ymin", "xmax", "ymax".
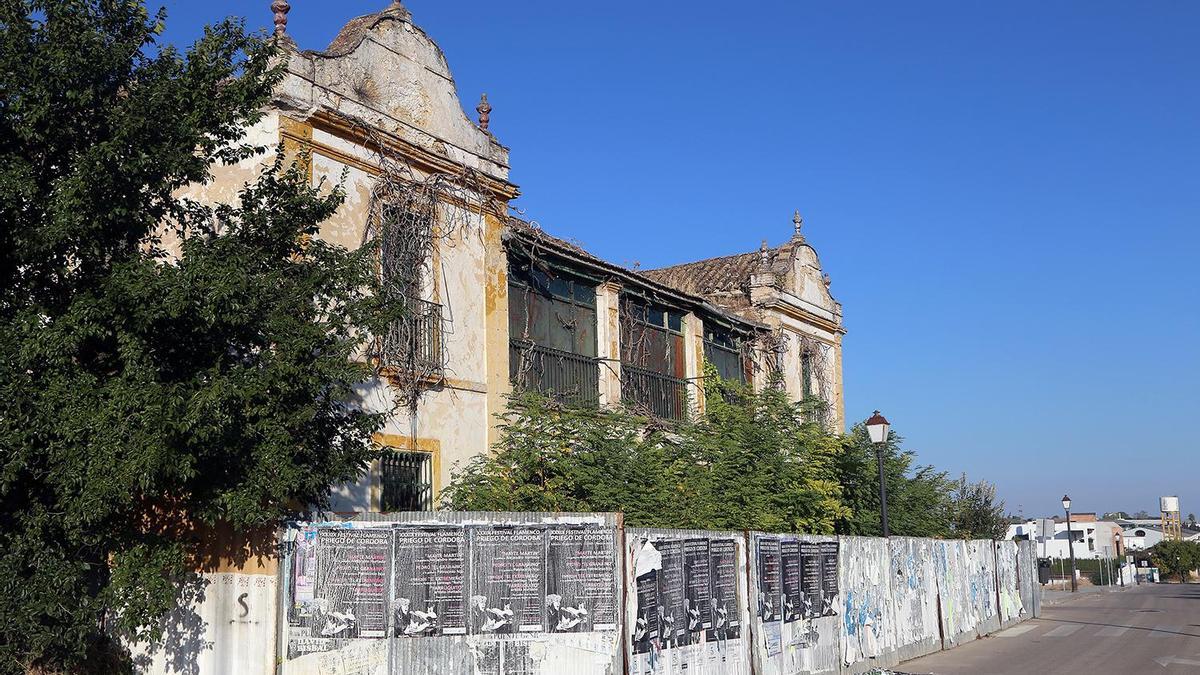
[
  {"xmin": 1063, "ymin": 494, "xmax": 1078, "ymax": 592},
  {"xmin": 866, "ymin": 411, "xmax": 891, "ymax": 538}
]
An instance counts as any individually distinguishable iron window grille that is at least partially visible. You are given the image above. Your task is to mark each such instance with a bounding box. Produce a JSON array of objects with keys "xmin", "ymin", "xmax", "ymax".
[
  {"xmin": 380, "ymin": 450, "xmax": 434, "ymax": 512},
  {"xmin": 510, "ymin": 339, "xmax": 600, "ymax": 408}
]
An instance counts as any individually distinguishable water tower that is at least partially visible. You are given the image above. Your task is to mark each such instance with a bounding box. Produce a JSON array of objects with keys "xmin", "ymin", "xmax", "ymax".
[{"xmin": 1161, "ymin": 495, "xmax": 1183, "ymax": 541}]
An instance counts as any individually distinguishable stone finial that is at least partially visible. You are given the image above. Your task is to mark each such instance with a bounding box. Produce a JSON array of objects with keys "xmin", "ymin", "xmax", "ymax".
[
  {"xmin": 793, "ymin": 210, "xmax": 804, "ymax": 238},
  {"xmin": 759, "ymin": 239, "xmax": 770, "ymax": 267},
  {"xmin": 476, "ymin": 93, "xmax": 492, "ymax": 131},
  {"xmin": 271, "ymin": 0, "xmax": 290, "ymax": 36},
  {"xmin": 385, "ymin": 1, "xmax": 413, "ymax": 20}
]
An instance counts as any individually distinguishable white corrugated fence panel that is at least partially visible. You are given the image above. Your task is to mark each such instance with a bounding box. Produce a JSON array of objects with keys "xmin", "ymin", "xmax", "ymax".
[
  {"xmin": 887, "ymin": 537, "xmax": 941, "ymax": 662},
  {"xmin": 278, "ymin": 512, "xmax": 623, "ymax": 675},
  {"xmin": 837, "ymin": 536, "xmax": 898, "ymax": 673},
  {"xmin": 747, "ymin": 532, "xmax": 842, "ymax": 675}
]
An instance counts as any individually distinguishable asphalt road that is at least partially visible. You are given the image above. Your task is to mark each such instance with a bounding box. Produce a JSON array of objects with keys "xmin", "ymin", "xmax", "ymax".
[{"xmin": 901, "ymin": 583, "xmax": 1200, "ymax": 674}]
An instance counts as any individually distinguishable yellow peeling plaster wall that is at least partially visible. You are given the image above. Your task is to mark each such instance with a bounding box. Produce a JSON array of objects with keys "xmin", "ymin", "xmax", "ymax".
[
  {"xmin": 171, "ymin": 7, "xmax": 517, "ymax": 511},
  {"xmin": 746, "ymin": 236, "xmax": 847, "ymax": 431},
  {"xmin": 265, "ymin": 4, "xmax": 518, "ymax": 510},
  {"xmin": 133, "ymin": 8, "xmax": 518, "ymax": 671}
]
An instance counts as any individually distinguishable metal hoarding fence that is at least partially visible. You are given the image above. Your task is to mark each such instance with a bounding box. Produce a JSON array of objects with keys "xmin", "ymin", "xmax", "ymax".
[
  {"xmin": 625, "ymin": 528, "xmax": 752, "ymax": 675},
  {"xmin": 278, "ymin": 512, "xmax": 623, "ymax": 675},
  {"xmin": 748, "ymin": 533, "xmax": 842, "ymax": 675}
]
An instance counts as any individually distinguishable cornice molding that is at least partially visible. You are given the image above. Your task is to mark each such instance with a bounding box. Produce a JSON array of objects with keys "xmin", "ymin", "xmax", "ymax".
[
  {"xmin": 301, "ymin": 109, "xmax": 521, "ymax": 202},
  {"xmin": 758, "ymin": 297, "xmax": 846, "ymax": 335}
]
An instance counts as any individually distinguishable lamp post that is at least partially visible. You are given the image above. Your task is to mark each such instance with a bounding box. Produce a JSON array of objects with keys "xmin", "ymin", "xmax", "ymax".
[
  {"xmin": 866, "ymin": 411, "xmax": 891, "ymax": 538},
  {"xmin": 1063, "ymin": 495, "xmax": 1078, "ymax": 592}
]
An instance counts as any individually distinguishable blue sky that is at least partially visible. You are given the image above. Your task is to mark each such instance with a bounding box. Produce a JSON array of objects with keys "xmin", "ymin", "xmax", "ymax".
[{"xmin": 157, "ymin": 1, "xmax": 1199, "ymax": 520}]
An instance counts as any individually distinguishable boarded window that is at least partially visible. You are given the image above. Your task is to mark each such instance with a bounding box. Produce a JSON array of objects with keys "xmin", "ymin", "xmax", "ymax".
[
  {"xmin": 508, "ymin": 261, "xmax": 600, "ymax": 407},
  {"xmin": 508, "ymin": 263, "xmax": 597, "ymax": 358},
  {"xmin": 620, "ymin": 296, "xmax": 688, "ymax": 420},
  {"xmin": 620, "ymin": 297, "xmax": 685, "ymax": 378},
  {"xmin": 380, "ymin": 451, "xmax": 433, "ymax": 512}
]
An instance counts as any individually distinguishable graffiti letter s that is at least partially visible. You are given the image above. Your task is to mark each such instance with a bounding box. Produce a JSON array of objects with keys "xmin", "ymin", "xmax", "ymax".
[{"xmin": 238, "ymin": 592, "xmax": 250, "ymax": 618}]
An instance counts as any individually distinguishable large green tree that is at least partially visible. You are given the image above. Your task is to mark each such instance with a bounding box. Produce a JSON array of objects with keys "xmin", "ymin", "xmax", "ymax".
[
  {"xmin": 947, "ymin": 474, "xmax": 1008, "ymax": 540},
  {"xmin": 1151, "ymin": 540, "xmax": 1200, "ymax": 585},
  {"xmin": 0, "ymin": 2, "xmax": 386, "ymax": 671},
  {"xmin": 834, "ymin": 425, "xmax": 955, "ymax": 538}
]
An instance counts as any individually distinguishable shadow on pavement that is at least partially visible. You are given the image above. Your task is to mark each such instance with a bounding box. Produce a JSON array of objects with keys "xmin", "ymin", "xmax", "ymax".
[{"xmin": 1038, "ymin": 617, "xmax": 1200, "ymax": 639}]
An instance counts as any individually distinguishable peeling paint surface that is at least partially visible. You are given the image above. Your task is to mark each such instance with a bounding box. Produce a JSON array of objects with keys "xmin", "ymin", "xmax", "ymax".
[
  {"xmin": 933, "ymin": 539, "xmax": 976, "ymax": 647},
  {"xmin": 1016, "ymin": 540, "xmax": 1040, "ymax": 618},
  {"xmin": 966, "ymin": 539, "xmax": 1000, "ymax": 636},
  {"xmin": 886, "ymin": 538, "xmax": 940, "ymax": 661},
  {"xmin": 838, "ymin": 537, "xmax": 896, "ymax": 670},
  {"xmin": 994, "ymin": 540, "xmax": 1024, "ymax": 625}
]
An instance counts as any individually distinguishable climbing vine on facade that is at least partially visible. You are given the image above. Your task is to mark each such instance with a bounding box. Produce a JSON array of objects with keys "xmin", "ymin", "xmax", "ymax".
[{"xmin": 354, "ymin": 120, "xmax": 500, "ymax": 411}]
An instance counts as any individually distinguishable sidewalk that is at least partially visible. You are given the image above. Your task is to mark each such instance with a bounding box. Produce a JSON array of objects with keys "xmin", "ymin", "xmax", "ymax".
[{"xmin": 1042, "ymin": 582, "xmax": 1134, "ymax": 606}]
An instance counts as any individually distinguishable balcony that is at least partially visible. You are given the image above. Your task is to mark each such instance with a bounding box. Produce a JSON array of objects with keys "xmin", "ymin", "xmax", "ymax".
[
  {"xmin": 380, "ymin": 297, "xmax": 444, "ymax": 378},
  {"xmin": 509, "ymin": 339, "xmax": 600, "ymax": 408},
  {"xmin": 621, "ymin": 363, "xmax": 689, "ymax": 422}
]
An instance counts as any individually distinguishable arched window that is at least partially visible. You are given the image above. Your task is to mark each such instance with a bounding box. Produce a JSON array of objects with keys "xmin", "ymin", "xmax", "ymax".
[{"xmin": 1135, "ymin": 529, "xmax": 1146, "ymax": 537}]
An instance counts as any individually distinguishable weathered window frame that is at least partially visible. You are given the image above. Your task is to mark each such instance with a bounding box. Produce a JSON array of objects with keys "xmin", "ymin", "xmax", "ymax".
[
  {"xmin": 703, "ymin": 324, "xmax": 749, "ymax": 384},
  {"xmin": 619, "ymin": 295, "xmax": 688, "ymax": 421},
  {"xmin": 507, "ymin": 259, "xmax": 601, "ymax": 407},
  {"xmin": 379, "ymin": 450, "xmax": 434, "ymax": 512}
]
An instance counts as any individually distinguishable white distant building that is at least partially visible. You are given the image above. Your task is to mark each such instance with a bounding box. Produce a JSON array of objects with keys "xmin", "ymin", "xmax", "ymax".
[
  {"xmin": 1123, "ymin": 525, "xmax": 1200, "ymax": 550},
  {"xmin": 1122, "ymin": 526, "xmax": 1165, "ymax": 551},
  {"xmin": 1007, "ymin": 513, "xmax": 1125, "ymax": 560}
]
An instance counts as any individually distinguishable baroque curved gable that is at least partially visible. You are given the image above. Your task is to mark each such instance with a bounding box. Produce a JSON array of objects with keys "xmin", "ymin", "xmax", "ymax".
[
  {"xmin": 784, "ymin": 243, "xmax": 839, "ymax": 315},
  {"xmin": 275, "ymin": 5, "xmax": 510, "ymax": 182}
]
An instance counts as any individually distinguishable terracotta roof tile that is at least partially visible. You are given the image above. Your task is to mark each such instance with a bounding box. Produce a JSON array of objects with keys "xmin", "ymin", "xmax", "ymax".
[{"xmin": 640, "ymin": 250, "xmax": 763, "ymax": 296}]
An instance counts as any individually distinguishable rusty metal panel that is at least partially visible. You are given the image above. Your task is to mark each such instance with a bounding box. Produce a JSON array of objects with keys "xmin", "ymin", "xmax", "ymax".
[
  {"xmin": 624, "ymin": 528, "xmax": 751, "ymax": 675},
  {"xmin": 995, "ymin": 540, "xmax": 1025, "ymax": 628},
  {"xmin": 838, "ymin": 536, "xmax": 898, "ymax": 674},
  {"xmin": 747, "ymin": 532, "xmax": 841, "ymax": 675},
  {"xmin": 967, "ymin": 539, "xmax": 1000, "ymax": 637},
  {"xmin": 278, "ymin": 512, "xmax": 622, "ymax": 675},
  {"xmin": 887, "ymin": 537, "xmax": 941, "ymax": 663},
  {"xmin": 934, "ymin": 539, "xmax": 976, "ymax": 648}
]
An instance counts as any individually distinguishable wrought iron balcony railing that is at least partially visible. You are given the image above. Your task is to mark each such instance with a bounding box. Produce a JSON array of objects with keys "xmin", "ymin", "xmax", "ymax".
[
  {"xmin": 380, "ymin": 296, "xmax": 444, "ymax": 378},
  {"xmin": 509, "ymin": 339, "xmax": 600, "ymax": 408},
  {"xmin": 621, "ymin": 363, "xmax": 689, "ymax": 422}
]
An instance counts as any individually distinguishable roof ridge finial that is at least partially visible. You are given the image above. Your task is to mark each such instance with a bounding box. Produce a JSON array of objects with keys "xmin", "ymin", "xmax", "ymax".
[
  {"xmin": 476, "ymin": 93, "xmax": 492, "ymax": 131},
  {"xmin": 759, "ymin": 239, "xmax": 770, "ymax": 267},
  {"xmin": 792, "ymin": 210, "xmax": 804, "ymax": 238},
  {"xmin": 271, "ymin": 0, "xmax": 291, "ymax": 37},
  {"xmin": 386, "ymin": 1, "xmax": 413, "ymax": 19}
]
